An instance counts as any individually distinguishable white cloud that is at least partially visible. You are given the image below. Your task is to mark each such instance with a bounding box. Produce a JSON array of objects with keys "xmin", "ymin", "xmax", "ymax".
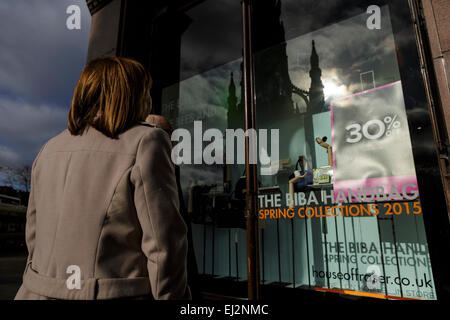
[
  {"xmin": 0, "ymin": 0, "xmax": 91, "ymax": 105},
  {"xmin": 0, "ymin": 97, "xmax": 67, "ymax": 166},
  {"xmin": 0, "ymin": 145, "xmax": 22, "ymax": 167},
  {"xmin": 0, "ymin": 0, "xmax": 90, "ymax": 169},
  {"xmin": 0, "ymin": 98, "xmax": 67, "ymax": 141}
]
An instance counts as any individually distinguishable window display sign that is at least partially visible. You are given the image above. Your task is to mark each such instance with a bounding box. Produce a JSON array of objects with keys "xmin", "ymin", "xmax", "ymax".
[{"xmin": 331, "ymin": 81, "xmax": 418, "ymax": 201}]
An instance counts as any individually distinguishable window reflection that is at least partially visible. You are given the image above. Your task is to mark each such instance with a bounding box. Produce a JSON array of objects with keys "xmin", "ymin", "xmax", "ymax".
[
  {"xmin": 161, "ymin": 1, "xmax": 248, "ymax": 283},
  {"xmin": 253, "ymin": 1, "xmax": 435, "ymax": 300},
  {"xmin": 159, "ymin": 0, "xmax": 437, "ymax": 300}
]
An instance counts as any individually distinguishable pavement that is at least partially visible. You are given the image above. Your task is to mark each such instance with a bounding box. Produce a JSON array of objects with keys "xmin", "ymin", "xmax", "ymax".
[{"xmin": 0, "ymin": 252, "xmax": 27, "ymax": 300}]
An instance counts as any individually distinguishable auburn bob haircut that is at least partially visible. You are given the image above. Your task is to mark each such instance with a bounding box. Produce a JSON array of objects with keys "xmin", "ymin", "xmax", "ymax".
[{"xmin": 68, "ymin": 57, "xmax": 152, "ymax": 138}]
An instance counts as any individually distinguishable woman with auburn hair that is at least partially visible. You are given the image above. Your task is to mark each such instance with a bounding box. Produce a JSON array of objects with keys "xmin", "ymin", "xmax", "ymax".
[{"xmin": 15, "ymin": 56, "xmax": 190, "ymax": 300}]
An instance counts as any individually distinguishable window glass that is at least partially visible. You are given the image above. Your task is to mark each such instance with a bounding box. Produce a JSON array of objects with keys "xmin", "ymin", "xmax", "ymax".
[
  {"xmin": 158, "ymin": 0, "xmax": 438, "ymax": 300},
  {"xmin": 160, "ymin": 1, "xmax": 249, "ymax": 285},
  {"xmin": 253, "ymin": 1, "xmax": 436, "ymax": 300}
]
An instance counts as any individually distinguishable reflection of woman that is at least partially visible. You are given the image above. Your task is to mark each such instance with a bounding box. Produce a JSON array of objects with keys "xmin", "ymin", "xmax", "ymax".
[
  {"xmin": 145, "ymin": 114, "xmax": 200, "ymax": 299},
  {"xmin": 15, "ymin": 57, "xmax": 190, "ymax": 300}
]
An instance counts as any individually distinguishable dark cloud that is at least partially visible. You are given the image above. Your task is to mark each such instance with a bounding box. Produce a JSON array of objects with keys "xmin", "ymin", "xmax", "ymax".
[
  {"xmin": 180, "ymin": 0, "xmax": 242, "ymax": 80},
  {"xmin": 0, "ymin": 0, "xmax": 91, "ymax": 105},
  {"xmin": 0, "ymin": 97, "xmax": 68, "ymax": 166},
  {"xmin": 0, "ymin": 0, "xmax": 91, "ymax": 170}
]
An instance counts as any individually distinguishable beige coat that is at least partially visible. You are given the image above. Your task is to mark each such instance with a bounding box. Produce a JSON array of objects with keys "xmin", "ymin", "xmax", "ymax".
[{"xmin": 15, "ymin": 123, "xmax": 190, "ymax": 300}]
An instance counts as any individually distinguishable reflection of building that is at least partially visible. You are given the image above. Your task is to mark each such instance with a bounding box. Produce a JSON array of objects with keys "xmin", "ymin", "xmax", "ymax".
[
  {"xmin": 227, "ymin": 72, "xmax": 243, "ymax": 130},
  {"xmin": 290, "ymin": 40, "xmax": 327, "ymax": 115},
  {"xmin": 227, "ymin": 34, "xmax": 327, "ymax": 169},
  {"xmin": 252, "ymin": 0, "xmax": 327, "ymax": 125},
  {"xmin": 227, "ymin": 39, "xmax": 327, "ymax": 129},
  {"xmin": 308, "ymin": 40, "xmax": 325, "ymax": 113},
  {"xmin": 252, "ymin": 0, "xmax": 297, "ymax": 125}
]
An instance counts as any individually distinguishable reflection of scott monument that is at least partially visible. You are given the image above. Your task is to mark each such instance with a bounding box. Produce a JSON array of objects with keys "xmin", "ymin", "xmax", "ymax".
[
  {"xmin": 227, "ymin": 0, "xmax": 326, "ymax": 168},
  {"xmin": 226, "ymin": 0, "xmax": 329, "ymax": 287}
]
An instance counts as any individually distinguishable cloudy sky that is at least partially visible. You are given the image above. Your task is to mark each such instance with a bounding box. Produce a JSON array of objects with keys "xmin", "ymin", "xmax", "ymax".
[{"xmin": 0, "ymin": 0, "xmax": 91, "ymax": 171}]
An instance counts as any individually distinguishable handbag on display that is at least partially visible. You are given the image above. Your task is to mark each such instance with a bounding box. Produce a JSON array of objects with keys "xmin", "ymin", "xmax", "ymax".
[{"xmin": 288, "ymin": 156, "xmax": 313, "ymax": 192}]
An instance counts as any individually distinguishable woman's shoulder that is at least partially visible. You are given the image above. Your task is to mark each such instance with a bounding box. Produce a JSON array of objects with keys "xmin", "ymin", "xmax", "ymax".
[
  {"xmin": 135, "ymin": 121, "xmax": 157, "ymax": 129},
  {"xmin": 37, "ymin": 123, "xmax": 169, "ymax": 160},
  {"xmin": 122, "ymin": 122, "xmax": 166, "ymax": 141},
  {"xmin": 29, "ymin": 129, "xmax": 70, "ymax": 166},
  {"xmin": 125, "ymin": 122, "xmax": 170, "ymax": 142},
  {"xmin": 38, "ymin": 129, "xmax": 70, "ymax": 152}
]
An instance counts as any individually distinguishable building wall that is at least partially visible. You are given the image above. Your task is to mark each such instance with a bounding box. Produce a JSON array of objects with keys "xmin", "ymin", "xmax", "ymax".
[
  {"xmin": 422, "ymin": 0, "xmax": 450, "ymax": 212},
  {"xmin": 422, "ymin": 0, "xmax": 450, "ymax": 134},
  {"xmin": 86, "ymin": 0, "xmax": 122, "ymax": 62}
]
